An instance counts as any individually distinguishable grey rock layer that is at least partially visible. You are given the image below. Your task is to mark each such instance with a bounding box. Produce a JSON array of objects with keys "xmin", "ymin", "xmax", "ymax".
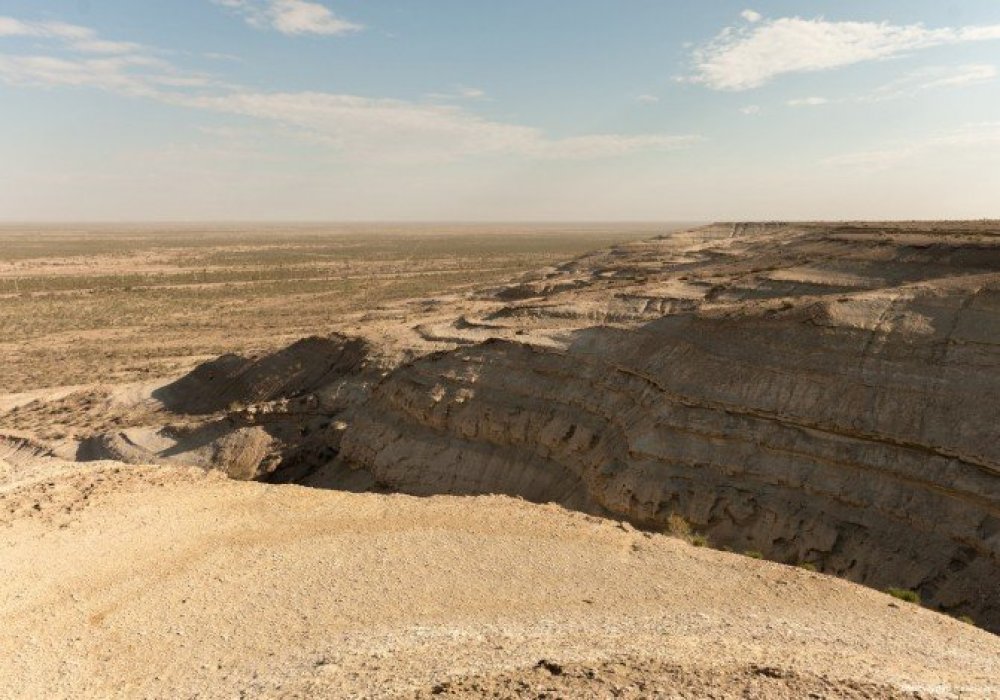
[{"xmin": 338, "ymin": 223, "xmax": 1000, "ymax": 630}]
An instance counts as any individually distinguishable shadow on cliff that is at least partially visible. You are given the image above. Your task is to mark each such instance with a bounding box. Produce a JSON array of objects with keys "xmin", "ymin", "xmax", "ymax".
[{"xmin": 326, "ymin": 294, "xmax": 1000, "ymax": 632}]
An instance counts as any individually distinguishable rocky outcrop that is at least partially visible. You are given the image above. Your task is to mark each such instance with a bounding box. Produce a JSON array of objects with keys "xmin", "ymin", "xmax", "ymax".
[
  {"xmin": 153, "ymin": 334, "xmax": 374, "ymax": 415},
  {"xmin": 336, "ymin": 223, "xmax": 1000, "ymax": 630},
  {"xmin": 75, "ymin": 334, "xmax": 383, "ymax": 480}
]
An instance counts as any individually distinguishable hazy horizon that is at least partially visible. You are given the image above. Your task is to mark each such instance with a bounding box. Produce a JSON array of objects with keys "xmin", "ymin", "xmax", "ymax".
[
  {"xmin": 3, "ymin": 1, "xmax": 1000, "ymax": 221},
  {"xmin": 5, "ymin": 218, "xmax": 1000, "ymax": 227}
]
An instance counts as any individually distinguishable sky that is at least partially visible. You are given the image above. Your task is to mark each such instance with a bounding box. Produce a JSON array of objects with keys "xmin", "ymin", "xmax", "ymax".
[{"xmin": 1, "ymin": 1, "xmax": 1000, "ymax": 221}]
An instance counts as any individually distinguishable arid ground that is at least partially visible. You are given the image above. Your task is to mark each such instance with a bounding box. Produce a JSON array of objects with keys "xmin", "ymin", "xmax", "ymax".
[
  {"xmin": 2, "ymin": 221, "xmax": 999, "ymax": 699},
  {"xmin": 0, "ymin": 223, "xmax": 662, "ymax": 394}
]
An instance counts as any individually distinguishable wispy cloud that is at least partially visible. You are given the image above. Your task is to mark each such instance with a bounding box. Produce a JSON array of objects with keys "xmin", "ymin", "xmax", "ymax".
[
  {"xmin": 425, "ymin": 86, "xmax": 489, "ymax": 101},
  {"xmin": 869, "ymin": 63, "xmax": 996, "ymax": 100},
  {"xmin": 635, "ymin": 94, "xmax": 660, "ymax": 104},
  {"xmin": 788, "ymin": 64, "xmax": 996, "ymax": 106},
  {"xmin": 0, "ymin": 15, "xmax": 220, "ymax": 95},
  {"xmin": 0, "ymin": 16, "xmax": 141, "ymax": 54},
  {"xmin": 689, "ymin": 14, "xmax": 1000, "ymax": 90},
  {"xmin": 824, "ymin": 121, "xmax": 1000, "ymax": 170},
  {"xmin": 213, "ymin": 0, "xmax": 363, "ymax": 36},
  {"xmin": 787, "ymin": 96, "xmax": 831, "ymax": 107},
  {"xmin": 739, "ymin": 104, "xmax": 761, "ymax": 115},
  {"xmin": 0, "ymin": 14, "xmax": 699, "ymax": 163},
  {"xmin": 178, "ymin": 91, "xmax": 702, "ymax": 161}
]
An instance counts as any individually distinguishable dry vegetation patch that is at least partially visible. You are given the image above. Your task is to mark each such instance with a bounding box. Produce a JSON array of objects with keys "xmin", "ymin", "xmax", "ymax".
[{"xmin": 0, "ymin": 223, "xmax": 660, "ymax": 393}]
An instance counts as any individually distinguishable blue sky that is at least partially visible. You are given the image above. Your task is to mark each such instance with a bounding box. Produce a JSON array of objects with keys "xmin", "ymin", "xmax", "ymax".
[{"xmin": 2, "ymin": 1, "xmax": 1000, "ymax": 220}]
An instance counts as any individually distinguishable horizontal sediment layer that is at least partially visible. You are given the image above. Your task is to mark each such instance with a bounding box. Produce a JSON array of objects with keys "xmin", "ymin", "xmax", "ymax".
[{"xmin": 337, "ymin": 223, "xmax": 1000, "ymax": 631}]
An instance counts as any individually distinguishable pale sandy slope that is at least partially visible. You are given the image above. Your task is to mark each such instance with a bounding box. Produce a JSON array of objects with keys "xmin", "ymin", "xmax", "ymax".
[{"xmin": 2, "ymin": 464, "xmax": 999, "ymax": 699}]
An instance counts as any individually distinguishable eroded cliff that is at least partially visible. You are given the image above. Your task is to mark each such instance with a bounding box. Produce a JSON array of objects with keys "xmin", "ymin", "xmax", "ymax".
[
  {"xmin": 334, "ymin": 222, "xmax": 1000, "ymax": 629},
  {"xmin": 47, "ymin": 221, "xmax": 1000, "ymax": 630}
]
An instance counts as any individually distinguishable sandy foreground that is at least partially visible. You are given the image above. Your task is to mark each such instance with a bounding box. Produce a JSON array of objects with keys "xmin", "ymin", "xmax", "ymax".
[{"xmin": 1, "ymin": 463, "xmax": 998, "ymax": 699}]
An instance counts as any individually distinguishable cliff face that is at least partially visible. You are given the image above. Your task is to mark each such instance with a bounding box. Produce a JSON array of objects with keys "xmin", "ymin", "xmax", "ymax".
[
  {"xmin": 337, "ymin": 223, "xmax": 1000, "ymax": 629},
  {"xmin": 55, "ymin": 222, "xmax": 1000, "ymax": 629}
]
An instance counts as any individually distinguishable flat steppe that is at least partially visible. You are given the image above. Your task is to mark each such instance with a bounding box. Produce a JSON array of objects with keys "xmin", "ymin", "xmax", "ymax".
[{"xmin": 0, "ymin": 223, "xmax": 665, "ymax": 394}]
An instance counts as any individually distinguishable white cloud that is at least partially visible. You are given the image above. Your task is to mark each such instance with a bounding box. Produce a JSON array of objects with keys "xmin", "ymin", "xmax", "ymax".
[
  {"xmin": 0, "ymin": 54, "xmax": 155, "ymax": 94},
  {"xmin": 739, "ymin": 104, "xmax": 761, "ymax": 115},
  {"xmin": 787, "ymin": 96, "xmax": 831, "ymax": 107},
  {"xmin": 204, "ymin": 51, "xmax": 242, "ymax": 62},
  {"xmin": 426, "ymin": 86, "xmax": 489, "ymax": 101},
  {"xmin": 0, "ymin": 15, "xmax": 226, "ymax": 95},
  {"xmin": 635, "ymin": 93, "xmax": 660, "ymax": 104},
  {"xmin": 0, "ymin": 16, "xmax": 141, "ymax": 54},
  {"xmin": 177, "ymin": 91, "xmax": 702, "ymax": 161},
  {"xmin": 72, "ymin": 39, "xmax": 142, "ymax": 55},
  {"xmin": 787, "ymin": 64, "xmax": 996, "ymax": 106},
  {"xmin": 689, "ymin": 16, "xmax": 1000, "ymax": 90},
  {"xmin": 213, "ymin": 0, "xmax": 362, "ymax": 36},
  {"xmin": 741, "ymin": 10, "xmax": 762, "ymax": 24},
  {"xmin": 0, "ymin": 53, "xmax": 223, "ymax": 95},
  {"xmin": 0, "ymin": 17, "xmax": 87, "ymax": 40},
  {"xmin": 2, "ymin": 14, "xmax": 699, "ymax": 163},
  {"xmin": 824, "ymin": 121, "xmax": 1000, "ymax": 169},
  {"xmin": 868, "ymin": 63, "xmax": 996, "ymax": 101}
]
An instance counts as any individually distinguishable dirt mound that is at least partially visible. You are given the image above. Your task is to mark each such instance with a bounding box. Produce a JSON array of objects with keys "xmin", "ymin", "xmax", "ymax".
[
  {"xmin": 0, "ymin": 434, "xmax": 75, "ymax": 495},
  {"xmin": 2, "ymin": 466, "xmax": 997, "ymax": 698},
  {"xmin": 76, "ymin": 432, "xmax": 164, "ymax": 466},
  {"xmin": 58, "ymin": 334, "xmax": 380, "ymax": 479},
  {"xmin": 0, "ymin": 386, "xmax": 161, "ymax": 443},
  {"xmin": 0, "ymin": 433, "xmax": 55, "ymax": 466},
  {"xmin": 76, "ymin": 421, "xmax": 284, "ymax": 480},
  {"xmin": 153, "ymin": 334, "xmax": 373, "ymax": 415}
]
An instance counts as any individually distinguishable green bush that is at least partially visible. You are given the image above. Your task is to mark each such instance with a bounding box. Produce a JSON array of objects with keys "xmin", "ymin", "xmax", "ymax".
[
  {"xmin": 885, "ymin": 588, "xmax": 921, "ymax": 605},
  {"xmin": 744, "ymin": 550, "xmax": 764, "ymax": 559}
]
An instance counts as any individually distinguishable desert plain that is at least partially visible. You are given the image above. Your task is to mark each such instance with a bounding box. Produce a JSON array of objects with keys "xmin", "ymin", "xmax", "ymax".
[{"xmin": 2, "ymin": 221, "xmax": 999, "ymax": 699}]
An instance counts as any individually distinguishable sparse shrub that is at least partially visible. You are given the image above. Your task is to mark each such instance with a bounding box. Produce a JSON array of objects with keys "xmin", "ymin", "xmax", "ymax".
[
  {"xmin": 744, "ymin": 550, "xmax": 764, "ymax": 559},
  {"xmin": 797, "ymin": 562, "xmax": 817, "ymax": 572},
  {"xmin": 957, "ymin": 615, "xmax": 975, "ymax": 625},
  {"xmin": 662, "ymin": 514, "xmax": 713, "ymax": 548},
  {"xmin": 665, "ymin": 513, "xmax": 692, "ymax": 538},
  {"xmin": 885, "ymin": 588, "xmax": 921, "ymax": 605}
]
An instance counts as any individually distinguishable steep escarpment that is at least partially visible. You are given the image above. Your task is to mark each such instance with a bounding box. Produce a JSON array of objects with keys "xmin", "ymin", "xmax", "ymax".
[
  {"xmin": 335, "ymin": 223, "xmax": 1000, "ymax": 630},
  {"xmin": 16, "ymin": 222, "xmax": 1000, "ymax": 630}
]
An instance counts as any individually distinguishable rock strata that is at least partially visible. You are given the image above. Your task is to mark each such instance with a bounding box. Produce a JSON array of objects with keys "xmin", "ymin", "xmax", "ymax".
[{"xmin": 336, "ymin": 222, "xmax": 1000, "ymax": 630}]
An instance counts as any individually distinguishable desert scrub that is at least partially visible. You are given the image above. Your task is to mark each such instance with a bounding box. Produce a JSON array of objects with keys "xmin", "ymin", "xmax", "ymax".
[
  {"xmin": 885, "ymin": 588, "xmax": 921, "ymax": 605},
  {"xmin": 664, "ymin": 513, "xmax": 692, "ymax": 538},
  {"xmin": 744, "ymin": 550, "xmax": 764, "ymax": 559},
  {"xmin": 797, "ymin": 562, "xmax": 817, "ymax": 572},
  {"xmin": 662, "ymin": 514, "xmax": 711, "ymax": 548}
]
